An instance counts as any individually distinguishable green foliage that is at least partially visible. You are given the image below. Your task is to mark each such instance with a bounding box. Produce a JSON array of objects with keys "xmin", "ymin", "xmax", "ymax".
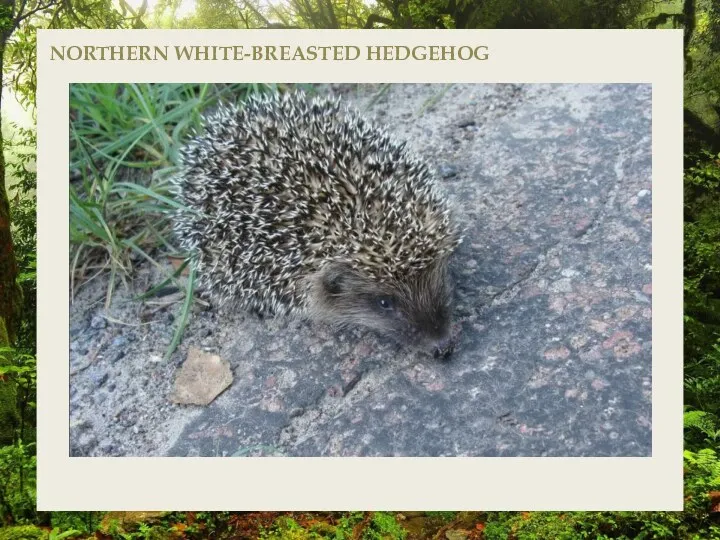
[
  {"xmin": 363, "ymin": 512, "xmax": 407, "ymax": 539},
  {"xmin": 0, "ymin": 348, "xmax": 36, "ymax": 443},
  {"xmin": 684, "ymin": 151, "xmax": 720, "ymax": 419},
  {"xmin": 272, "ymin": 0, "xmax": 373, "ymax": 28},
  {"xmin": 178, "ymin": 511, "xmax": 238, "ymax": 537},
  {"xmin": 258, "ymin": 513, "xmax": 406, "ymax": 540},
  {"xmin": 6, "ymin": 125, "xmax": 37, "ymax": 354},
  {"xmin": 0, "ymin": 525, "xmax": 45, "ymax": 540},
  {"xmin": 147, "ymin": 0, "xmax": 653, "ymax": 30},
  {"xmin": 151, "ymin": 0, "xmax": 270, "ymax": 29},
  {"xmin": 49, "ymin": 513, "xmax": 101, "ymax": 536},
  {"xmin": 4, "ymin": 0, "xmax": 145, "ymax": 109},
  {"xmin": 0, "ymin": 337, "xmax": 19, "ymax": 446},
  {"xmin": 481, "ymin": 449, "xmax": 720, "ymax": 539},
  {"xmin": 0, "ymin": 442, "xmax": 37, "ymax": 526},
  {"xmin": 685, "ymin": 408, "xmax": 720, "ymax": 445},
  {"xmin": 681, "ymin": 448, "xmax": 720, "ymax": 538},
  {"xmin": 0, "ymin": 526, "xmax": 83, "ymax": 540},
  {"xmin": 424, "ymin": 511, "xmax": 456, "ymax": 523},
  {"xmin": 484, "ymin": 512, "xmax": 578, "ymax": 539},
  {"xmin": 48, "ymin": 528, "xmax": 83, "ymax": 540},
  {"xmin": 260, "ymin": 516, "xmax": 310, "ymax": 539},
  {"xmin": 684, "ymin": 3, "xmax": 720, "ymax": 151},
  {"xmin": 68, "ymin": 83, "xmax": 271, "ymax": 300},
  {"xmin": 334, "ymin": 512, "xmax": 365, "ymax": 537},
  {"xmin": 69, "ymin": 83, "xmax": 273, "ymax": 355}
]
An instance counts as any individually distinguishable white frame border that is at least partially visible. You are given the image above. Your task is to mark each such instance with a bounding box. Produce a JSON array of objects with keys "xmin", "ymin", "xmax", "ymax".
[{"xmin": 37, "ymin": 29, "xmax": 683, "ymax": 511}]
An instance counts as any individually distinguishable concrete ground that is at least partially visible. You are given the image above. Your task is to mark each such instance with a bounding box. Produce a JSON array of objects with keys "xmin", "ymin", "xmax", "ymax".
[{"xmin": 69, "ymin": 83, "xmax": 652, "ymax": 457}]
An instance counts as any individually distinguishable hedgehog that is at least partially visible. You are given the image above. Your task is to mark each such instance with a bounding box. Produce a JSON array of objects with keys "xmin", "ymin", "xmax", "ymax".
[{"xmin": 172, "ymin": 91, "xmax": 463, "ymax": 357}]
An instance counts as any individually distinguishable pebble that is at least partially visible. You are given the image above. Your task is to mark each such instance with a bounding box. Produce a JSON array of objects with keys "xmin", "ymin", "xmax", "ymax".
[
  {"xmin": 112, "ymin": 335, "xmax": 129, "ymax": 348},
  {"xmin": 109, "ymin": 349, "xmax": 126, "ymax": 363},
  {"xmin": 92, "ymin": 372, "xmax": 109, "ymax": 388},
  {"xmin": 200, "ymin": 327, "xmax": 213, "ymax": 338},
  {"xmin": 90, "ymin": 314, "xmax": 107, "ymax": 330},
  {"xmin": 437, "ymin": 164, "xmax": 458, "ymax": 179},
  {"xmin": 550, "ymin": 278, "xmax": 573, "ymax": 293},
  {"xmin": 99, "ymin": 442, "xmax": 115, "ymax": 454}
]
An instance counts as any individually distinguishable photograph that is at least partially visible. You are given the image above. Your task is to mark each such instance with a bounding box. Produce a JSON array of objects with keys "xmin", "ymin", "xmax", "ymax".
[
  {"xmin": 68, "ymin": 82, "xmax": 652, "ymax": 458},
  {"xmin": 0, "ymin": 0, "xmax": 713, "ymax": 531}
]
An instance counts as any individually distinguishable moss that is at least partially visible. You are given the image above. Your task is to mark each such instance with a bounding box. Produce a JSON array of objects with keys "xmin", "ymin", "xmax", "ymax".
[
  {"xmin": 0, "ymin": 525, "xmax": 46, "ymax": 540},
  {"xmin": 0, "ymin": 318, "xmax": 19, "ymax": 445}
]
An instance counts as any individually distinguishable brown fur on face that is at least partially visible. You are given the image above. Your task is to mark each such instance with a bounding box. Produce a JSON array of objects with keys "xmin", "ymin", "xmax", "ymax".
[{"xmin": 306, "ymin": 260, "xmax": 454, "ymax": 350}]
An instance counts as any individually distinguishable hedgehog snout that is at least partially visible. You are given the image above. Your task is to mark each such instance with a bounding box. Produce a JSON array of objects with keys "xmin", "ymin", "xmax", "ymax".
[
  {"xmin": 411, "ymin": 315, "xmax": 457, "ymax": 359},
  {"xmin": 432, "ymin": 335, "xmax": 456, "ymax": 360}
]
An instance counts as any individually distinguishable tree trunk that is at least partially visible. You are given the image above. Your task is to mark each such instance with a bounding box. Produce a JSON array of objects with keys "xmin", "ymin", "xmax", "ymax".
[
  {"xmin": 0, "ymin": 25, "xmax": 22, "ymax": 346},
  {"xmin": 0, "ymin": 11, "xmax": 22, "ymax": 445}
]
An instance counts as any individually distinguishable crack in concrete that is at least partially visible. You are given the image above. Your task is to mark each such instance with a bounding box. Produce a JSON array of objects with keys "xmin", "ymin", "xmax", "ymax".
[
  {"xmin": 278, "ymin": 347, "xmax": 438, "ymax": 453},
  {"xmin": 482, "ymin": 148, "xmax": 629, "ymax": 314}
]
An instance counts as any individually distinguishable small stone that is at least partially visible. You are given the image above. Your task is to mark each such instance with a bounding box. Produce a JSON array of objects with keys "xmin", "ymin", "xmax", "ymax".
[
  {"xmin": 93, "ymin": 372, "xmax": 109, "ymax": 388},
  {"xmin": 112, "ymin": 335, "xmax": 129, "ymax": 348},
  {"xmin": 99, "ymin": 442, "xmax": 115, "ymax": 454},
  {"xmin": 446, "ymin": 530, "xmax": 469, "ymax": 540},
  {"xmin": 437, "ymin": 164, "xmax": 458, "ymax": 179},
  {"xmin": 544, "ymin": 346, "xmax": 570, "ymax": 361},
  {"xmin": 637, "ymin": 189, "xmax": 650, "ymax": 198},
  {"xmin": 170, "ymin": 347, "xmax": 234, "ymax": 406},
  {"xmin": 109, "ymin": 349, "xmax": 127, "ymax": 364},
  {"xmin": 458, "ymin": 117, "xmax": 476, "ymax": 128},
  {"xmin": 550, "ymin": 278, "xmax": 573, "ymax": 293},
  {"xmin": 90, "ymin": 314, "xmax": 107, "ymax": 330}
]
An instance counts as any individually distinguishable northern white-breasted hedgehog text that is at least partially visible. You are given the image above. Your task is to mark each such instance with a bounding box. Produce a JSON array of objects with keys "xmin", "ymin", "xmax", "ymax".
[{"xmin": 172, "ymin": 91, "xmax": 462, "ymax": 357}]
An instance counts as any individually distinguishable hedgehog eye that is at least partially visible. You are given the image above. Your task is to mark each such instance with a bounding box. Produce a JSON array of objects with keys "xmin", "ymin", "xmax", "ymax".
[{"xmin": 377, "ymin": 296, "xmax": 394, "ymax": 311}]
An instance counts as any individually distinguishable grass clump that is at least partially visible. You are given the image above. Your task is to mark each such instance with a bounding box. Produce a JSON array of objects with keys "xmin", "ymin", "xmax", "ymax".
[{"xmin": 69, "ymin": 83, "xmax": 275, "ymax": 355}]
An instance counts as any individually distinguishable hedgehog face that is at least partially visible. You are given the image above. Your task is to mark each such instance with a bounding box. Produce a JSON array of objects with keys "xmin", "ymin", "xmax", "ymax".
[{"xmin": 308, "ymin": 260, "xmax": 457, "ymax": 358}]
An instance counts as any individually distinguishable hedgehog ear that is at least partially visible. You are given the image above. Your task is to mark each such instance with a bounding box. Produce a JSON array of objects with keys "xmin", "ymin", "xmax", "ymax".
[{"xmin": 321, "ymin": 262, "xmax": 352, "ymax": 296}]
